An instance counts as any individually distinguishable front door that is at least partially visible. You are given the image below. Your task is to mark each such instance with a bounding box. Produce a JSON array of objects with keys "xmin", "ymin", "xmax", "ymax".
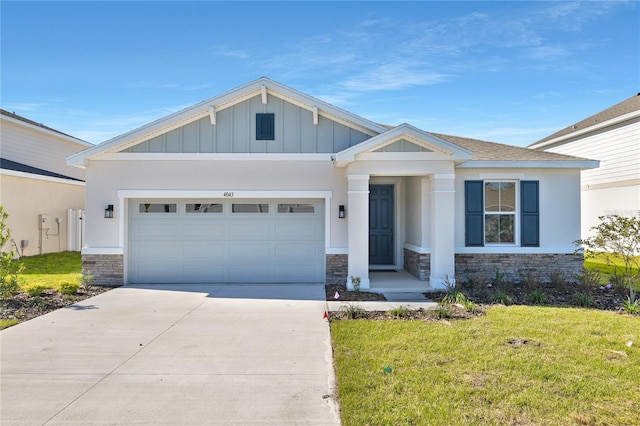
[{"xmin": 369, "ymin": 185, "xmax": 394, "ymax": 265}]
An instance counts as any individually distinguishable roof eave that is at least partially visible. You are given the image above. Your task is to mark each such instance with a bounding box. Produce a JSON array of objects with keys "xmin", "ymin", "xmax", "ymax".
[{"xmin": 456, "ymin": 160, "xmax": 600, "ymax": 169}]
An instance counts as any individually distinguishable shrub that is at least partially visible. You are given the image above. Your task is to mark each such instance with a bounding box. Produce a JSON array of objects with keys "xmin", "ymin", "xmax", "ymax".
[
  {"xmin": 80, "ymin": 273, "xmax": 95, "ymax": 287},
  {"xmin": 441, "ymin": 290, "xmax": 468, "ymax": 305},
  {"xmin": 572, "ymin": 292, "xmax": 594, "ymax": 308},
  {"xmin": 492, "ymin": 269, "xmax": 507, "ymax": 287},
  {"xmin": 435, "ymin": 303, "xmax": 451, "ymax": 319},
  {"xmin": 0, "ymin": 205, "xmax": 22, "ymax": 300},
  {"xmin": 462, "ymin": 299, "xmax": 479, "ymax": 313},
  {"xmin": 549, "ymin": 270, "xmax": 567, "ymax": 287},
  {"xmin": 462, "ymin": 273, "xmax": 487, "ymax": 291},
  {"xmin": 349, "ymin": 276, "xmax": 361, "ymax": 292},
  {"xmin": 575, "ymin": 268, "xmax": 602, "ymax": 288},
  {"xmin": 490, "ymin": 290, "xmax": 513, "ymax": 305},
  {"xmin": 518, "ymin": 268, "xmax": 542, "ymax": 288},
  {"xmin": 24, "ymin": 282, "xmax": 49, "ymax": 297},
  {"xmin": 340, "ymin": 303, "xmax": 365, "ymax": 319},
  {"xmin": 526, "ymin": 290, "xmax": 548, "ymax": 305},
  {"xmin": 622, "ymin": 297, "xmax": 640, "ymax": 315},
  {"xmin": 386, "ymin": 305, "xmax": 409, "ymax": 318},
  {"xmin": 58, "ymin": 281, "xmax": 80, "ymax": 295}
]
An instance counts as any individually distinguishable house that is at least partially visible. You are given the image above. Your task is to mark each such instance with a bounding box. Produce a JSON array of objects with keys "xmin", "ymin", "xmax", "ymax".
[
  {"xmin": 1, "ymin": 110, "xmax": 91, "ymax": 256},
  {"xmin": 529, "ymin": 94, "xmax": 640, "ymax": 238},
  {"xmin": 67, "ymin": 78, "xmax": 598, "ymax": 289}
]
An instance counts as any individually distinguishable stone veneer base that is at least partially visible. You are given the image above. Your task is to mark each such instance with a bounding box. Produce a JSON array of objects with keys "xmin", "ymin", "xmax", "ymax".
[
  {"xmin": 325, "ymin": 254, "xmax": 348, "ymax": 285},
  {"xmin": 403, "ymin": 248, "xmax": 430, "ymax": 281},
  {"xmin": 82, "ymin": 254, "xmax": 124, "ymax": 287},
  {"xmin": 455, "ymin": 253, "xmax": 584, "ymax": 282}
]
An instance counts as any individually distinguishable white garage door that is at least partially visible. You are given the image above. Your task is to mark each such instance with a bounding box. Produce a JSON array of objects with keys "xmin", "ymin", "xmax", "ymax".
[{"xmin": 128, "ymin": 199, "xmax": 325, "ymax": 283}]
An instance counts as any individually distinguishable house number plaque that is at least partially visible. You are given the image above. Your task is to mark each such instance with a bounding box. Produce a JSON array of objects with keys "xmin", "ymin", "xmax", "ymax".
[{"xmin": 223, "ymin": 192, "xmax": 234, "ymax": 197}]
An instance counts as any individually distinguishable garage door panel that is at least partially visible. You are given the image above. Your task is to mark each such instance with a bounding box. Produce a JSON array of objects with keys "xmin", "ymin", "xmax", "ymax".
[
  {"xmin": 274, "ymin": 222, "xmax": 320, "ymax": 238},
  {"xmin": 183, "ymin": 222, "xmax": 227, "ymax": 237},
  {"xmin": 129, "ymin": 199, "xmax": 324, "ymax": 283}
]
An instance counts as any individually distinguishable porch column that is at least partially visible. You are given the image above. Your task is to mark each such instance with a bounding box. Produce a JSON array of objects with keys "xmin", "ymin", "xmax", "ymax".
[
  {"xmin": 429, "ymin": 174, "xmax": 456, "ymax": 289},
  {"xmin": 347, "ymin": 174, "xmax": 370, "ymax": 289}
]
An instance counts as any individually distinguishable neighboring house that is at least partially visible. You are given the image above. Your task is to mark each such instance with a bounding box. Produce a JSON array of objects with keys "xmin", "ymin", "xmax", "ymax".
[
  {"xmin": 529, "ymin": 94, "xmax": 640, "ymax": 238},
  {"xmin": 68, "ymin": 78, "xmax": 598, "ymax": 289},
  {"xmin": 0, "ymin": 109, "xmax": 91, "ymax": 256}
]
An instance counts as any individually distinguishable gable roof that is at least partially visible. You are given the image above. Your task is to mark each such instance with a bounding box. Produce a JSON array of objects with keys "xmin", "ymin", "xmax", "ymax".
[
  {"xmin": 0, "ymin": 109, "xmax": 92, "ymax": 148},
  {"xmin": 67, "ymin": 77, "xmax": 389, "ymax": 166},
  {"xmin": 529, "ymin": 94, "xmax": 640, "ymax": 149},
  {"xmin": 333, "ymin": 123, "xmax": 473, "ymax": 166},
  {"xmin": 0, "ymin": 158, "xmax": 84, "ymax": 182}
]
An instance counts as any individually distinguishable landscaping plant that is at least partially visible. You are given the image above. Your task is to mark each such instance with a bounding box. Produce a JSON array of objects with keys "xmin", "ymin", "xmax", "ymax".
[
  {"xmin": 577, "ymin": 215, "xmax": 640, "ymax": 302},
  {"xmin": 0, "ymin": 205, "xmax": 22, "ymax": 300}
]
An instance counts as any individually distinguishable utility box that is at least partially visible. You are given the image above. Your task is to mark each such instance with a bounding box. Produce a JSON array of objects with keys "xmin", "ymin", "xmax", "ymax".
[
  {"xmin": 39, "ymin": 214, "xmax": 50, "ymax": 230},
  {"xmin": 20, "ymin": 240, "xmax": 28, "ymax": 249}
]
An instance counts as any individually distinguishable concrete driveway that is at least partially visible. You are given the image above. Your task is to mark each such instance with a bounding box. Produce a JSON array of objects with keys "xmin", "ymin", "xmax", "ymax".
[{"xmin": 1, "ymin": 284, "xmax": 340, "ymax": 425}]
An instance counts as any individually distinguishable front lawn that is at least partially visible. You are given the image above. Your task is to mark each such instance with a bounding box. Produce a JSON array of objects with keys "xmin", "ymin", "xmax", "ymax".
[
  {"xmin": 17, "ymin": 251, "xmax": 83, "ymax": 291},
  {"xmin": 331, "ymin": 306, "xmax": 639, "ymax": 425}
]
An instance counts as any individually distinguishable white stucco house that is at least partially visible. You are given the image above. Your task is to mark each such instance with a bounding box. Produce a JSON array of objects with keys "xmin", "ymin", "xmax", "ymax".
[
  {"xmin": 529, "ymin": 94, "xmax": 640, "ymax": 239},
  {"xmin": 68, "ymin": 78, "xmax": 598, "ymax": 289},
  {"xmin": 1, "ymin": 109, "xmax": 90, "ymax": 256}
]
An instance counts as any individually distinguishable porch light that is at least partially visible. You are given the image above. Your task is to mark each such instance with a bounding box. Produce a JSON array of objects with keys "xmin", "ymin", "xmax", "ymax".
[
  {"xmin": 339, "ymin": 205, "xmax": 346, "ymax": 219},
  {"xmin": 104, "ymin": 204, "xmax": 114, "ymax": 219}
]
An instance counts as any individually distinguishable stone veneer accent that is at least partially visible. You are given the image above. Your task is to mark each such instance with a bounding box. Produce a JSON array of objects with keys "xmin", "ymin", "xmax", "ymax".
[
  {"xmin": 326, "ymin": 254, "xmax": 348, "ymax": 285},
  {"xmin": 82, "ymin": 254, "xmax": 124, "ymax": 287},
  {"xmin": 455, "ymin": 253, "xmax": 584, "ymax": 282},
  {"xmin": 403, "ymin": 248, "xmax": 430, "ymax": 281}
]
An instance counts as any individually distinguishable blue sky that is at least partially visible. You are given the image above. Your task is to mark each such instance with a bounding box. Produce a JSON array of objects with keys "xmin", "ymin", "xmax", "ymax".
[{"xmin": 1, "ymin": 1, "xmax": 638, "ymax": 147}]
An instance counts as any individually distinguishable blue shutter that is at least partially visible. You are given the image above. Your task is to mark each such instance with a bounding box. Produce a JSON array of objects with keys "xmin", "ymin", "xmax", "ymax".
[
  {"xmin": 521, "ymin": 180, "xmax": 539, "ymax": 247},
  {"xmin": 256, "ymin": 113, "xmax": 275, "ymax": 140},
  {"xmin": 465, "ymin": 181, "xmax": 484, "ymax": 247}
]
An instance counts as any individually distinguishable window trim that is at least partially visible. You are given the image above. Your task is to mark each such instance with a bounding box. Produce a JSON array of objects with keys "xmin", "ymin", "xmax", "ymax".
[{"xmin": 483, "ymin": 180, "xmax": 518, "ymax": 246}]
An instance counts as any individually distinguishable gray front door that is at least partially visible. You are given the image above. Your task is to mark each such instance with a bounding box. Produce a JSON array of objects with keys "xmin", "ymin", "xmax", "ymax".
[{"xmin": 369, "ymin": 185, "xmax": 394, "ymax": 265}]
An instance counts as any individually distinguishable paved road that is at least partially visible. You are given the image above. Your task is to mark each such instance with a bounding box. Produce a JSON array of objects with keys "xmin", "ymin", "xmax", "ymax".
[{"xmin": 1, "ymin": 284, "xmax": 340, "ymax": 425}]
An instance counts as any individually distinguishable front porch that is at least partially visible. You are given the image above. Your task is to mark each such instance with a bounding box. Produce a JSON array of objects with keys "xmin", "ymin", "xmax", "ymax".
[{"xmin": 369, "ymin": 270, "xmax": 437, "ymax": 293}]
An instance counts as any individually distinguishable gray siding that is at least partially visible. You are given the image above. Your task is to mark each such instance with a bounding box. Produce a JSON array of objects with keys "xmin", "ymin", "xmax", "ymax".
[{"xmin": 121, "ymin": 94, "xmax": 372, "ymax": 154}]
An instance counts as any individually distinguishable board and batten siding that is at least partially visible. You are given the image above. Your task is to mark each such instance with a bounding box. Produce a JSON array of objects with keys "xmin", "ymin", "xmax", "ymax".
[
  {"xmin": 543, "ymin": 117, "xmax": 640, "ymax": 188},
  {"xmin": 122, "ymin": 94, "xmax": 371, "ymax": 154},
  {"xmin": 0, "ymin": 119, "xmax": 86, "ymax": 181}
]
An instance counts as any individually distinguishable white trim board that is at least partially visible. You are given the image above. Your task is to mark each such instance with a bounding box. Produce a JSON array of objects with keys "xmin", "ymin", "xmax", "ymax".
[{"xmin": 0, "ymin": 169, "xmax": 86, "ymax": 186}]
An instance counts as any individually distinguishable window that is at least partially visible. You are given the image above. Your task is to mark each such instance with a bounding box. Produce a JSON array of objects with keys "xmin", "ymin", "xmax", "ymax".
[
  {"xmin": 277, "ymin": 203, "xmax": 315, "ymax": 213},
  {"xmin": 139, "ymin": 203, "xmax": 177, "ymax": 213},
  {"xmin": 484, "ymin": 182, "xmax": 515, "ymax": 243},
  {"xmin": 186, "ymin": 203, "xmax": 223, "ymax": 213},
  {"xmin": 232, "ymin": 203, "xmax": 269, "ymax": 213},
  {"xmin": 465, "ymin": 180, "xmax": 539, "ymax": 247},
  {"xmin": 256, "ymin": 113, "xmax": 275, "ymax": 140}
]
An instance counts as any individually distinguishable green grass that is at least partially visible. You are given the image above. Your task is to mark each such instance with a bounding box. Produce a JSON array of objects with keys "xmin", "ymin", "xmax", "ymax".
[
  {"xmin": 584, "ymin": 252, "xmax": 640, "ymax": 285},
  {"xmin": 17, "ymin": 251, "xmax": 82, "ymax": 291},
  {"xmin": 331, "ymin": 306, "xmax": 640, "ymax": 425},
  {"xmin": 0, "ymin": 319, "xmax": 20, "ymax": 330}
]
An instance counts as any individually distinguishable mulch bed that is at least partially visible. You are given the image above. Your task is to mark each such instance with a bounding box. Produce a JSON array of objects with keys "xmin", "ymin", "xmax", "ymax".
[
  {"xmin": 325, "ymin": 279, "xmax": 632, "ymax": 321},
  {"xmin": 1, "ymin": 286, "xmax": 113, "ymax": 324}
]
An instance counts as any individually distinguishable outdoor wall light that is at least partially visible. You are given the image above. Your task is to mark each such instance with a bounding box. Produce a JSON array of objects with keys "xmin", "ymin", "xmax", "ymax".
[
  {"xmin": 104, "ymin": 204, "xmax": 114, "ymax": 219},
  {"xmin": 339, "ymin": 205, "xmax": 345, "ymax": 219}
]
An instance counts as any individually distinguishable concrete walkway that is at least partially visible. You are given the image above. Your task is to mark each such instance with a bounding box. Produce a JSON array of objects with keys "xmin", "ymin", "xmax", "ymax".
[{"xmin": 0, "ymin": 284, "xmax": 340, "ymax": 426}]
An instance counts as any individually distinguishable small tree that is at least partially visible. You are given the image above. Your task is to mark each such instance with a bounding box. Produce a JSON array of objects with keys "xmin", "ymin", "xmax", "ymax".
[
  {"xmin": 0, "ymin": 205, "xmax": 22, "ymax": 299},
  {"xmin": 576, "ymin": 215, "xmax": 640, "ymax": 301}
]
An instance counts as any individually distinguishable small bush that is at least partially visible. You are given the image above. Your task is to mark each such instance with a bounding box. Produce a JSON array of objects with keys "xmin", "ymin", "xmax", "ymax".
[
  {"xmin": 526, "ymin": 290, "xmax": 548, "ymax": 305},
  {"xmin": 622, "ymin": 297, "xmax": 640, "ymax": 315},
  {"xmin": 58, "ymin": 281, "xmax": 80, "ymax": 295},
  {"xmin": 575, "ymin": 268, "xmax": 602, "ymax": 288},
  {"xmin": 549, "ymin": 270, "xmax": 567, "ymax": 287},
  {"xmin": 572, "ymin": 292, "xmax": 594, "ymax": 308},
  {"xmin": 24, "ymin": 282, "xmax": 50, "ymax": 297},
  {"xmin": 518, "ymin": 269, "xmax": 542, "ymax": 288},
  {"xmin": 436, "ymin": 303, "xmax": 451, "ymax": 319},
  {"xmin": 0, "ymin": 275, "xmax": 20, "ymax": 300},
  {"xmin": 490, "ymin": 290, "xmax": 513, "ymax": 305},
  {"xmin": 462, "ymin": 273, "xmax": 487, "ymax": 291},
  {"xmin": 80, "ymin": 273, "xmax": 95, "ymax": 287},
  {"xmin": 492, "ymin": 269, "xmax": 507, "ymax": 287},
  {"xmin": 340, "ymin": 303, "xmax": 365, "ymax": 319},
  {"xmin": 441, "ymin": 290, "xmax": 468, "ymax": 305},
  {"xmin": 387, "ymin": 305, "xmax": 409, "ymax": 318},
  {"xmin": 609, "ymin": 273, "xmax": 627, "ymax": 290},
  {"xmin": 462, "ymin": 299, "xmax": 479, "ymax": 313}
]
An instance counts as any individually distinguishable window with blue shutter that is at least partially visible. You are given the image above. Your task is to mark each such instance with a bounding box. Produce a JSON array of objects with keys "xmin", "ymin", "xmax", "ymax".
[
  {"xmin": 256, "ymin": 113, "xmax": 275, "ymax": 140},
  {"xmin": 465, "ymin": 181, "xmax": 484, "ymax": 246},
  {"xmin": 520, "ymin": 180, "xmax": 539, "ymax": 247}
]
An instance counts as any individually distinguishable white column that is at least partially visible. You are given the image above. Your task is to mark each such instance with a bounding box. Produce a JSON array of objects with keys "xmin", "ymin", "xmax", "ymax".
[
  {"xmin": 347, "ymin": 174, "xmax": 370, "ymax": 289},
  {"xmin": 429, "ymin": 174, "xmax": 456, "ymax": 289}
]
